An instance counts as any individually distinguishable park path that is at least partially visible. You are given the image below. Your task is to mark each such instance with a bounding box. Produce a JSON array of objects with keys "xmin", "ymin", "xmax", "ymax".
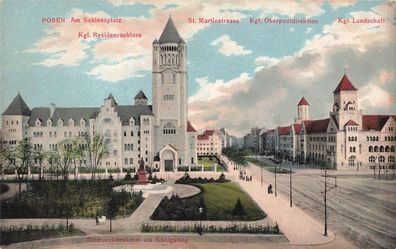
[{"xmin": 221, "ymin": 155, "xmax": 336, "ymax": 246}]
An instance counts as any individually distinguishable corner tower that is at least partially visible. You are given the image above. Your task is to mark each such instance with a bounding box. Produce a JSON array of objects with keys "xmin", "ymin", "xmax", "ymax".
[
  {"xmin": 295, "ymin": 97, "xmax": 309, "ymax": 123},
  {"xmin": 331, "ymin": 73, "xmax": 362, "ymax": 129},
  {"xmin": 152, "ymin": 16, "xmax": 189, "ymax": 171}
]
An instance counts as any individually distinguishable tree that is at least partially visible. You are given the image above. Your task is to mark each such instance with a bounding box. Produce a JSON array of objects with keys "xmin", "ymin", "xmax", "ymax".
[
  {"xmin": 47, "ymin": 151, "xmax": 59, "ymax": 180},
  {"xmin": 57, "ymin": 140, "xmax": 74, "ymax": 180},
  {"xmin": 83, "ymin": 134, "xmax": 110, "ymax": 180},
  {"xmin": 58, "ymin": 183, "xmax": 83, "ymax": 228},
  {"xmin": 32, "ymin": 150, "xmax": 46, "ymax": 181},
  {"xmin": 232, "ymin": 198, "xmax": 245, "ymax": 216},
  {"xmin": 71, "ymin": 136, "xmax": 85, "ymax": 179},
  {"xmin": 106, "ymin": 192, "xmax": 123, "ymax": 232},
  {"xmin": 13, "ymin": 138, "xmax": 33, "ymax": 193}
]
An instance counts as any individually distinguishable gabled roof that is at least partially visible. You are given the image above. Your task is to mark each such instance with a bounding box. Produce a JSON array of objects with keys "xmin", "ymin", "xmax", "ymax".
[
  {"xmin": 362, "ymin": 115, "xmax": 394, "ymax": 131},
  {"xmin": 293, "ymin": 123, "xmax": 302, "ymax": 134},
  {"xmin": 197, "ymin": 134, "xmax": 209, "ymax": 140},
  {"xmin": 204, "ymin": 130, "xmax": 215, "ymax": 136},
  {"xmin": 304, "ymin": 118, "xmax": 330, "ymax": 134},
  {"xmin": 344, "ymin": 120, "xmax": 358, "ymax": 126},
  {"xmin": 333, "ymin": 74, "xmax": 358, "ymax": 93},
  {"xmin": 107, "ymin": 93, "xmax": 117, "ymax": 105},
  {"xmin": 277, "ymin": 126, "xmax": 291, "ymax": 135},
  {"xmin": 134, "ymin": 90, "xmax": 148, "ymax": 100},
  {"xmin": 28, "ymin": 107, "xmax": 98, "ymax": 127},
  {"xmin": 187, "ymin": 121, "xmax": 197, "ymax": 132},
  {"xmin": 3, "ymin": 94, "xmax": 31, "ymax": 116},
  {"xmin": 115, "ymin": 105, "xmax": 153, "ymax": 125},
  {"xmin": 158, "ymin": 16, "xmax": 184, "ymax": 44},
  {"xmin": 297, "ymin": 97, "xmax": 309, "ymax": 106}
]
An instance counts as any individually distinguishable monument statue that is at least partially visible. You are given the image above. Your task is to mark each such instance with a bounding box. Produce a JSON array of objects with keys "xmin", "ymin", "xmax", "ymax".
[{"xmin": 137, "ymin": 158, "xmax": 148, "ymax": 185}]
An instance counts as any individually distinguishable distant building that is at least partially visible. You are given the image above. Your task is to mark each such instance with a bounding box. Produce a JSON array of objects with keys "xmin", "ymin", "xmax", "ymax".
[
  {"xmin": 197, "ymin": 129, "xmax": 225, "ymax": 156},
  {"xmin": 262, "ymin": 74, "xmax": 396, "ymax": 170},
  {"xmin": 244, "ymin": 127, "xmax": 262, "ymax": 153}
]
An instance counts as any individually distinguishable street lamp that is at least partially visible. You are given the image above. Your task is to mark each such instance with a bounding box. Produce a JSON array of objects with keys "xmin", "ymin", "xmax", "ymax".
[{"xmin": 198, "ymin": 207, "xmax": 203, "ymax": 235}]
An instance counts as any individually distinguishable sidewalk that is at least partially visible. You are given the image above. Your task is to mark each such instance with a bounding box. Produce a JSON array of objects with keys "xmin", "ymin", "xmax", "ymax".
[{"xmin": 223, "ymin": 156, "xmax": 334, "ymax": 245}]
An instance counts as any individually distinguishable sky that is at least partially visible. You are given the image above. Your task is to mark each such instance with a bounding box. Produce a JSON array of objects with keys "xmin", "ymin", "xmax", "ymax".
[{"xmin": 1, "ymin": 0, "xmax": 395, "ymax": 136}]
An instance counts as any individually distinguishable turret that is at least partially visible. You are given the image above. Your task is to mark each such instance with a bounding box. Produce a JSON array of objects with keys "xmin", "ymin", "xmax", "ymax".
[{"xmin": 295, "ymin": 97, "xmax": 309, "ymax": 123}]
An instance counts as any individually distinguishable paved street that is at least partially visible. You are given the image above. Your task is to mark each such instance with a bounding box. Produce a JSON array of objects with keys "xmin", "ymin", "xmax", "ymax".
[{"xmin": 246, "ymin": 158, "xmax": 396, "ymax": 249}]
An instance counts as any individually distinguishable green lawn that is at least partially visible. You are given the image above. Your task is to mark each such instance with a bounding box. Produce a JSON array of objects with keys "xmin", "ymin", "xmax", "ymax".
[
  {"xmin": 1, "ymin": 180, "xmax": 144, "ymax": 219},
  {"xmin": 198, "ymin": 157, "xmax": 224, "ymax": 172},
  {"xmin": 246, "ymin": 158, "xmax": 293, "ymax": 174},
  {"xmin": 151, "ymin": 182, "xmax": 266, "ymax": 221}
]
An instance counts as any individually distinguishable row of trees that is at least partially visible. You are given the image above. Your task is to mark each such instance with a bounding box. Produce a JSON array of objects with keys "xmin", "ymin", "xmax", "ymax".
[
  {"xmin": 0, "ymin": 134, "xmax": 110, "ymax": 192},
  {"xmin": 222, "ymin": 147, "xmax": 249, "ymax": 170}
]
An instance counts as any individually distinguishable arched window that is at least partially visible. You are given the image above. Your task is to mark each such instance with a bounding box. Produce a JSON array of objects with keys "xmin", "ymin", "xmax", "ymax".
[
  {"xmin": 388, "ymin": 156, "xmax": 395, "ymax": 163},
  {"xmin": 378, "ymin": 156, "xmax": 385, "ymax": 163},
  {"xmin": 391, "ymin": 146, "xmax": 395, "ymax": 152},
  {"xmin": 385, "ymin": 146, "xmax": 390, "ymax": 152},
  {"xmin": 380, "ymin": 146, "xmax": 384, "ymax": 152},
  {"xmin": 163, "ymin": 122, "xmax": 176, "ymax": 135},
  {"xmin": 369, "ymin": 156, "xmax": 376, "ymax": 162},
  {"xmin": 348, "ymin": 156, "xmax": 356, "ymax": 167},
  {"xmin": 369, "ymin": 146, "xmax": 373, "ymax": 152},
  {"xmin": 374, "ymin": 146, "xmax": 379, "ymax": 152}
]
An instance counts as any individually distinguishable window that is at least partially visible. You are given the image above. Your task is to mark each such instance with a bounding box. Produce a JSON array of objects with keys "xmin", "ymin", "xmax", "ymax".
[
  {"xmin": 369, "ymin": 146, "xmax": 373, "ymax": 152},
  {"xmin": 124, "ymin": 131, "xmax": 127, "ymax": 137},
  {"xmin": 163, "ymin": 122, "xmax": 176, "ymax": 135},
  {"xmin": 124, "ymin": 158, "xmax": 128, "ymax": 165},
  {"xmin": 378, "ymin": 156, "xmax": 385, "ymax": 163},
  {"xmin": 348, "ymin": 156, "xmax": 356, "ymax": 167},
  {"xmin": 388, "ymin": 156, "xmax": 395, "ymax": 163},
  {"xmin": 369, "ymin": 156, "xmax": 376, "ymax": 162},
  {"xmin": 131, "ymin": 131, "xmax": 134, "ymax": 136},
  {"xmin": 163, "ymin": 94, "xmax": 175, "ymax": 101},
  {"xmin": 104, "ymin": 118, "xmax": 111, "ymax": 123},
  {"xmin": 129, "ymin": 158, "xmax": 133, "ymax": 164}
]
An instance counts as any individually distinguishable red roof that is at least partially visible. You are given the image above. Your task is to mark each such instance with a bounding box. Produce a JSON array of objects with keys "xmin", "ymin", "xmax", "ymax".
[
  {"xmin": 362, "ymin": 115, "xmax": 395, "ymax": 131},
  {"xmin": 297, "ymin": 97, "xmax": 309, "ymax": 106},
  {"xmin": 304, "ymin": 118, "xmax": 330, "ymax": 133},
  {"xmin": 333, "ymin": 74, "xmax": 358, "ymax": 93},
  {"xmin": 344, "ymin": 120, "xmax": 358, "ymax": 126},
  {"xmin": 197, "ymin": 134, "xmax": 209, "ymax": 140},
  {"xmin": 187, "ymin": 121, "xmax": 196, "ymax": 132},
  {"xmin": 293, "ymin": 123, "xmax": 302, "ymax": 134},
  {"xmin": 204, "ymin": 130, "xmax": 214, "ymax": 136},
  {"xmin": 277, "ymin": 126, "xmax": 291, "ymax": 135}
]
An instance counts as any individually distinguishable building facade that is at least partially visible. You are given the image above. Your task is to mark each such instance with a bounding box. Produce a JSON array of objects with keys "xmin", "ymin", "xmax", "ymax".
[
  {"xmin": 197, "ymin": 129, "xmax": 225, "ymax": 156},
  {"xmin": 262, "ymin": 74, "xmax": 396, "ymax": 171},
  {"xmin": 1, "ymin": 17, "xmax": 198, "ymax": 172}
]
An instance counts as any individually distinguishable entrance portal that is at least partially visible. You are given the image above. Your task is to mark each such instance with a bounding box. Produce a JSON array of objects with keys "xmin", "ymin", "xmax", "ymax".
[{"xmin": 164, "ymin": 160, "xmax": 174, "ymax": 171}]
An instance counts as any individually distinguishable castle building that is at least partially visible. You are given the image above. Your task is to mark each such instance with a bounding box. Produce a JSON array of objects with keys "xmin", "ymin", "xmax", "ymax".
[
  {"xmin": 1, "ymin": 17, "xmax": 198, "ymax": 172},
  {"xmin": 262, "ymin": 74, "xmax": 396, "ymax": 171}
]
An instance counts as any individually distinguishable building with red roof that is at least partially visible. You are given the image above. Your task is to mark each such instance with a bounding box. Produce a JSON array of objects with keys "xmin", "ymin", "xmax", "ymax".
[{"xmin": 261, "ymin": 73, "xmax": 395, "ymax": 171}]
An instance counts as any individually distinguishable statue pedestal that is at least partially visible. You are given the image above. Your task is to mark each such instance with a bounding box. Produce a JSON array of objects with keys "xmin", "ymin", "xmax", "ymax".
[{"xmin": 137, "ymin": 169, "xmax": 148, "ymax": 185}]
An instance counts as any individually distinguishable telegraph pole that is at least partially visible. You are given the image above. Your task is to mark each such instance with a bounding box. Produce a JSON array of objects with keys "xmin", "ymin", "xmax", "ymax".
[
  {"xmin": 321, "ymin": 168, "xmax": 337, "ymax": 236},
  {"xmin": 289, "ymin": 163, "xmax": 292, "ymax": 207},
  {"xmin": 274, "ymin": 161, "xmax": 277, "ymax": 197}
]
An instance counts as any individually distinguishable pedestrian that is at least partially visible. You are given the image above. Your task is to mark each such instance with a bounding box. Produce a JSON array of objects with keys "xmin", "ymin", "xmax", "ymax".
[
  {"xmin": 268, "ymin": 184, "xmax": 273, "ymax": 194},
  {"xmin": 250, "ymin": 176, "xmax": 252, "ymax": 181},
  {"xmin": 95, "ymin": 216, "xmax": 99, "ymax": 225}
]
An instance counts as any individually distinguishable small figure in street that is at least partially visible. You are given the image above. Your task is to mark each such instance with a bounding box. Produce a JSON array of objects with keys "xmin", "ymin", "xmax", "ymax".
[
  {"xmin": 95, "ymin": 216, "xmax": 99, "ymax": 225},
  {"xmin": 268, "ymin": 184, "xmax": 273, "ymax": 194},
  {"xmin": 250, "ymin": 176, "xmax": 253, "ymax": 181}
]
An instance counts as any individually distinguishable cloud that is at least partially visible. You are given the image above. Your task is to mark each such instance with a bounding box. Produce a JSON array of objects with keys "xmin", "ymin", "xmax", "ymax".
[
  {"xmin": 306, "ymin": 27, "xmax": 313, "ymax": 34},
  {"xmin": 188, "ymin": 2, "xmax": 396, "ymax": 136},
  {"xmin": 329, "ymin": 0, "xmax": 358, "ymax": 10},
  {"xmin": 211, "ymin": 35, "xmax": 252, "ymax": 56}
]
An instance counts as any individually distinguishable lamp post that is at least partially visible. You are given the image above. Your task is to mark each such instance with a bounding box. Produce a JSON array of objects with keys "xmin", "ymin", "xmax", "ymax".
[{"xmin": 198, "ymin": 207, "xmax": 203, "ymax": 235}]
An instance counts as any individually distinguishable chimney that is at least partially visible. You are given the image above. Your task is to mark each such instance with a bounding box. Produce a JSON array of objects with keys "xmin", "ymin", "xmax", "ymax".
[{"xmin": 50, "ymin": 103, "xmax": 56, "ymax": 117}]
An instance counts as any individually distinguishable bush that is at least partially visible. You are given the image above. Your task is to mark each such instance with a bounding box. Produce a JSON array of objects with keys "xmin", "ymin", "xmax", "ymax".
[
  {"xmin": 232, "ymin": 198, "xmax": 246, "ymax": 216},
  {"xmin": 175, "ymin": 173, "xmax": 229, "ymax": 184},
  {"xmin": 124, "ymin": 172, "xmax": 132, "ymax": 181},
  {"xmin": 141, "ymin": 222, "xmax": 280, "ymax": 234}
]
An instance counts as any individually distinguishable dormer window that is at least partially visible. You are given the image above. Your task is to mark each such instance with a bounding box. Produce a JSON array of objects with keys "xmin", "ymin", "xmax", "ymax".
[
  {"xmin": 129, "ymin": 118, "xmax": 135, "ymax": 126},
  {"xmin": 57, "ymin": 119, "xmax": 63, "ymax": 127},
  {"xmin": 69, "ymin": 119, "xmax": 75, "ymax": 126},
  {"xmin": 35, "ymin": 119, "xmax": 42, "ymax": 127},
  {"xmin": 80, "ymin": 119, "xmax": 86, "ymax": 126},
  {"xmin": 47, "ymin": 119, "xmax": 52, "ymax": 126}
]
